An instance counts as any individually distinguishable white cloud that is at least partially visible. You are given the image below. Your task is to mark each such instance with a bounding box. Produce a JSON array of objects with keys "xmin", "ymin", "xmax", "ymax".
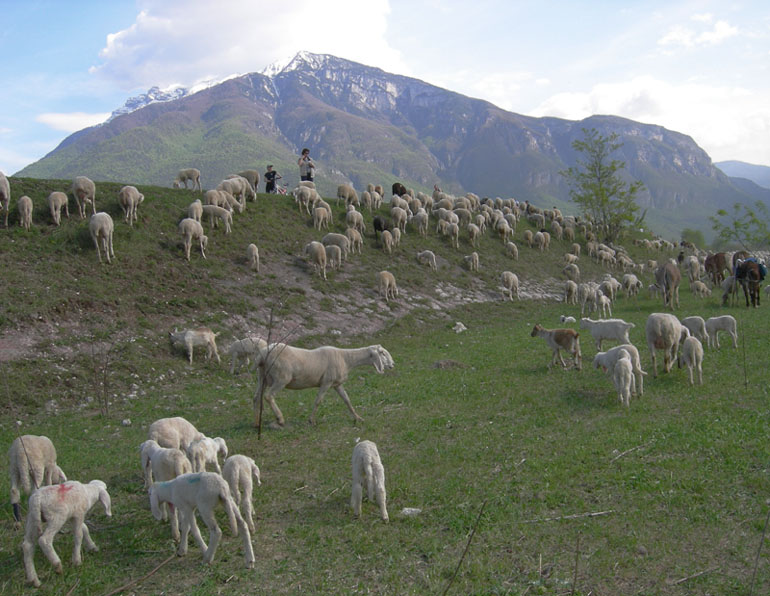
[
  {"xmin": 697, "ymin": 20, "xmax": 738, "ymax": 45},
  {"xmin": 36, "ymin": 112, "xmax": 111, "ymax": 132},
  {"xmin": 658, "ymin": 18, "xmax": 738, "ymax": 48},
  {"xmin": 691, "ymin": 13, "xmax": 713, "ymax": 23},
  {"xmin": 89, "ymin": 0, "xmax": 406, "ymax": 90}
]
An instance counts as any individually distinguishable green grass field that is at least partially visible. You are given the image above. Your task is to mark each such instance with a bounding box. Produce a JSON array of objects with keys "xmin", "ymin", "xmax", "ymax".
[{"xmin": 1, "ymin": 178, "xmax": 769, "ymax": 595}]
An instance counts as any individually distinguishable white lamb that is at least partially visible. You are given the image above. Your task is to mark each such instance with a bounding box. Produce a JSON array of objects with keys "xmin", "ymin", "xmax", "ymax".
[
  {"xmin": 322, "ymin": 233, "xmax": 350, "ymax": 261},
  {"xmin": 201, "ymin": 204, "xmax": 233, "ymax": 233},
  {"xmin": 506, "ymin": 241, "xmax": 519, "ymax": 260},
  {"xmin": 222, "ymin": 454, "xmax": 262, "ymax": 533},
  {"xmin": 691, "ymin": 280, "xmax": 711, "ymax": 298},
  {"xmin": 178, "ymin": 218, "xmax": 208, "ymax": 261},
  {"xmin": 304, "ymin": 241, "xmax": 327, "ymax": 280},
  {"xmin": 579, "ymin": 318, "xmax": 635, "ymax": 350},
  {"xmin": 227, "ymin": 336, "xmax": 267, "ymax": 374},
  {"xmin": 645, "ymin": 313, "xmax": 689, "ymax": 377},
  {"xmin": 9, "ymin": 435, "xmax": 67, "ymax": 523},
  {"xmin": 247, "ymin": 243, "xmax": 260, "ymax": 272},
  {"xmin": 351, "ymin": 440, "xmax": 388, "ymax": 522},
  {"xmin": 326, "ymin": 244, "xmax": 343, "ymax": 271},
  {"xmin": 612, "ymin": 348, "xmax": 635, "ymax": 407},
  {"xmin": 140, "ymin": 441, "xmax": 192, "ymax": 541},
  {"xmin": 117, "ymin": 185, "xmax": 144, "ymax": 227},
  {"xmin": 560, "ymin": 315, "xmax": 576, "ymax": 323},
  {"xmin": 597, "ymin": 294, "xmax": 613, "ymax": 318},
  {"xmin": 173, "ymin": 168, "xmax": 202, "ymax": 191},
  {"xmin": 346, "ymin": 227, "xmax": 363, "ymax": 254},
  {"xmin": 22, "ymin": 480, "xmax": 111, "ymax": 587},
  {"xmin": 705, "ymin": 315, "xmax": 738, "ymax": 349},
  {"xmin": 464, "ymin": 251, "xmax": 480, "ymax": 272},
  {"xmin": 71, "ymin": 176, "xmax": 96, "ymax": 218},
  {"xmin": 187, "ymin": 199, "xmax": 203, "ymax": 222},
  {"xmin": 501, "ymin": 271, "xmax": 519, "ymax": 301},
  {"xmin": 592, "ymin": 344, "xmax": 646, "ymax": 396},
  {"xmin": 378, "ymin": 270, "xmax": 399, "ymax": 302},
  {"xmin": 187, "ymin": 437, "xmax": 228, "ymax": 474},
  {"xmin": 18, "ymin": 195, "xmax": 33, "ymax": 231},
  {"xmin": 678, "ymin": 336, "xmax": 704, "ymax": 385},
  {"xmin": 148, "ymin": 417, "xmax": 205, "ymax": 452},
  {"xmin": 680, "ymin": 316, "xmax": 708, "ymax": 343},
  {"xmin": 169, "ymin": 327, "xmax": 221, "ymax": 364},
  {"xmin": 89, "ymin": 212, "xmax": 115, "ymax": 264},
  {"xmin": 149, "ymin": 472, "xmax": 254, "ymax": 567},
  {"xmin": 47, "ymin": 191, "xmax": 69, "ymax": 226},
  {"xmin": 417, "ymin": 249, "xmax": 437, "ymax": 271}
]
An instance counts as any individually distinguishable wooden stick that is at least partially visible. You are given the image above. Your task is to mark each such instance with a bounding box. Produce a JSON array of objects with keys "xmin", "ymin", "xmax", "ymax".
[
  {"xmin": 750, "ymin": 507, "xmax": 770, "ymax": 595},
  {"xmin": 610, "ymin": 442, "xmax": 651, "ymax": 463},
  {"xmin": 570, "ymin": 532, "xmax": 581, "ymax": 595},
  {"xmin": 101, "ymin": 554, "xmax": 175, "ymax": 596},
  {"xmin": 672, "ymin": 565, "xmax": 720, "ymax": 585},
  {"xmin": 521, "ymin": 510, "xmax": 614, "ymax": 524},
  {"xmin": 441, "ymin": 499, "xmax": 487, "ymax": 596},
  {"xmin": 65, "ymin": 578, "xmax": 80, "ymax": 596}
]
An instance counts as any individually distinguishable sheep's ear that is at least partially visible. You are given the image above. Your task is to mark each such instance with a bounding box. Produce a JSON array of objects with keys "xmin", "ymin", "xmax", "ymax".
[
  {"xmin": 149, "ymin": 487, "xmax": 163, "ymax": 521},
  {"xmin": 99, "ymin": 488, "xmax": 112, "ymax": 517},
  {"xmin": 371, "ymin": 348, "xmax": 384, "ymax": 373},
  {"xmin": 253, "ymin": 465, "xmax": 262, "ymax": 486}
]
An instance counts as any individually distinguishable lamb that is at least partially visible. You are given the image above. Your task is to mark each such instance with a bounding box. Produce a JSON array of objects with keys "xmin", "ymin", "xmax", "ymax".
[
  {"xmin": 71, "ymin": 176, "xmax": 96, "ymax": 218},
  {"xmin": 220, "ymin": 176, "xmax": 254, "ymax": 204},
  {"xmin": 304, "ymin": 241, "xmax": 327, "ymax": 280},
  {"xmin": 173, "ymin": 168, "xmax": 202, "ymax": 192},
  {"xmin": 597, "ymin": 294, "xmax": 613, "ymax": 318},
  {"xmin": 237, "ymin": 169, "xmax": 261, "ymax": 194},
  {"xmin": 201, "ymin": 204, "xmax": 233, "ymax": 233},
  {"xmin": 506, "ymin": 241, "xmax": 519, "ymax": 260},
  {"xmin": 680, "ymin": 316, "xmax": 708, "ymax": 343},
  {"xmin": 563, "ymin": 263, "xmax": 580, "ymax": 282},
  {"xmin": 0, "ymin": 170, "xmax": 9, "ymax": 226},
  {"xmin": 313, "ymin": 206, "xmax": 331, "ymax": 230},
  {"xmin": 705, "ymin": 315, "xmax": 738, "ymax": 349},
  {"xmin": 464, "ymin": 251, "xmax": 480, "ymax": 272},
  {"xmin": 322, "ymin": 233, "xmax": 350, "ymax": 261},
  {"xmin": 187, "ymin": 437, "xmax": 228, "ymax": 474},
  {"xmin": 337, "ymin": 183, "xmax": 358, "ymax": 206},
  {"xmin": 564, "ymin": 280, "xmax": 578, "ymax": 305},
  {"xmin": 345, "ymin": 227, "xmax": 363, "ymax": 254},
  {"xmin": 222, "ymin": 455, "xmax": 261, "ymax": 532},
  {"xmin": 530, "ymin": 324, "xmax": 582, "ymax": 370},
  {"xmin": 612, "ymin": 349, "xmax": 636, "ymax": 407},
  {"xmin": 227, "ymin": 336, "xmax": 268, "ymax": 374},
  {"xmin": 22, "ymin": 480, "xmax": 111, "ymax": 587},
  {"xmin": 467, "ymin": 223, "xmax": 481, "ymax": 247},
  {"xmin": 44, "ymin": 191, "xmax": 69, "ymax": 226},
  {"xmin": 373, "ymin": 215, "xmax": 392, "ymax": 240},
  {"xmin": 381, "ymin": 229, "xmax": 394, "ymax": 254},
  {"xmin": 351, "ymin": 440, "xmax": 389, "ymax": 522},
  {"xmin": 645, "ymin": 313, "xmax": 689, "ymax": 376},
  {"xmin": 592, "ymin": 344, "xmax": 646, "ymax": 396},
  {"xmin": 417, "ymin": 249, "xmax": 437, "ymax": 271},
  {"xmin": 411, "ymin": 209, "xmax": 429, "ymax": 237},
  {"xmin": 378, "ymin": 270, "xmax": 399, "ymax": 302},
  {"xmin": 89, "ymin": 212, "xmax": 115, "ymax": 264},
  {"xmin": 253, "ymin": 343, "xmax": 395, "ymax": 427},
  {"xmin": 391, "ymin": 206, "xmax": 408, "ymax": 234},
  {"xmin": 169, "ymin": 327, "xmax": 221, "ymax": 364},
  {"xmin": 293, "ymin": 185, "xmax": 315, "ymax": 215},
  {"xmin": 579, "ymin": 318, "xmax": 635, "ymax": 350},
  {"xmin": 447, "ymin": 222, "xmax": 460, "ymax": 249},
  {"xmin": 148, "ymin": 417, "xmax": 205, "ymax": 452},
  {"xmin": 204, "ymin": 189, "xmax": 230, "ymax": 209},
  {"xmin": 149, "ymin": 472, "xmax": 254, "ymax": 567},
  {"xmin": 560, "ymin": 315, "xmax": 577, "ymax": 323},
  {"xmin": 678, "ymin": 336, "xmax": 704, "ymax": 385},
  {"xmin": 391, "ymin": 226, "xmax": 402, "ymax": 248},
  {"xmin": 654, "ymin": 262, "xmax": 681, "ymax": 309},
  {"xmin": 9, "ymin": 435, "xmax": 67, "ymax": 523},
  {"xmin": 501, "ymin": 271, "xmax": 519, "ymax": 301},
  {"xmin": 178, "ymin": 218, "xmax": 208, "ymax": 261},
  {"xmin": 346, "ymin": 207, "xmax": 366, "ymax": 234},
  {"xmin": 140, "ymin": 442, "xmax": 192, "ymax": 541},
  {"xmin": 247, "ymin": 243, "xmax": 260, "ymax": 272},
  {"xmin": 691, "ymin": 280, "xmax": 711, "ymax": 298},
  {"xmin": 18, "ymin": 195, "xmax": 33, "ymax": 231},
  {"xmin": 721, "ymin": 275, "xmax": 739, "ymax": 306},
  {"xmin": 117, "ymin": 185, "xmax": 144, "ymax": 226},
  {"xmin": 325, "ymin": 244, "xmax": 343, "ymax": 271},
  {"xmin": 622, "ymin": 273, "xmax": 642, "ymax": 298}
]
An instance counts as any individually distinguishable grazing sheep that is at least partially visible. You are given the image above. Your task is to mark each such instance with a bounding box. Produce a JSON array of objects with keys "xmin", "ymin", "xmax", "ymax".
[
  {"xmin": 117, "ymin": 185, "xmax": 144, "ymax": 226},
  {"xmin": 337, "ymin": 184, "xmax": 358, "ymax": 206},
  {"xmin": 579, "ymin": 318, "xmax": 635, "ymax": 350},
  {"xmin": 304, "ymin": 241, "xmax": 327, "ymax": 280},
  {"xmin": 141, "ymin": 442, "xmax": 193, "ymax": 540},
  {"xmin": 351, "ymin": 441, "xmax": 388, "ymax": 522},
  {"xmin": 148, "ymin": 417, "xmax": 204, "ymax": 452},
  {"xmin": 391, "ymin": 206, "xmax": 408, "ymax": 234},
  {"xmin": 204, "ymin": 189, "xmax": 229, "ymax": 209},
  {"xmin": 9, "ymin": 435, "xmax": 67, "ymax": 523},
  {"xmin": 174, "ymin": 168, "xmax": 202, "ymax": 192},
  {"xmin": 71, "ymin": 176, "xmax": 96, "ymax": 218},
  {"xmin": 613, "ymin": 349, "xmax": 636, "ymax": 407},
  {"xmin": 530, "ymin": 324, "xmax": 582, "ymax": 370},
  {"xmin": 381, "ymin": 230, "xmax": 393, "ymax": 254},
  {"xmin": 570, "ymin": 242, "xmax": 581, "ymax": 257},
  {"xmin": 705, "ymin": 315, "xmax": 738, "ymax": 349},
  {"xmin": 678, "ymin": 336, "xmax": 704, "ymax": 385},
  {"xmin": 691, "ymin": 280, "xmax": 711, "ymax": 298},
  {"xmin": 247, "ymin": 243, "xmax": 259, "ymax": 272},
  {"xmin": 89, "ymin": 212, "xmax": 115, "ymax": 264},
  {"xmin": 149, "ymin": 472, "xmax": 254, "ymax": 567},
  {"xmin": 169, "ymin": 327, "xmax": 221, "ymax": 365},
  {"xmin": 592, "ymin": 344, "xmax": 646, "ymax": 396},
  {"xmin": 201, "ymin": 204, "xmax": 233, "ymax": 233},
  {"xmin": 346, "ymin": 207, "xmax": 365, "ymax": 234},
  {"xmin": 446, "ymin": 222, "xmax": 460, "ymax": 249},
  {"xmin": 237, "ymin": 169, "xmax": 261, "ymax": 194},
  {"xmin": 47, "ymin": 191, "xmax": 69, "ymax": 226},
  {"xmin": 411, "ymin": 209, "xmax": 429, "ymax": 237},
  {"xmin": 645, "ymin": 313, "xmax": 688, "ymax": 376},
  {"xmin": 345, "ymin": 227, "xmax": 363, "ymax": 254},
  {"xmin": 564, "ymin": 280, "xmax": 578, "ymax": 305},
  {"xmin": 325, "ymin": 244, "xmax": 343, "ymax": 271},
  {"xmin": 501, "ymin": 271, "xmax": 519, "ymax": 301},
  {"xmin": 313, "ymin": 206, "xmax": 331, "ymax": 230},
  {"xmin": 293, "ymin": 185, "xmax": 315, "ymax": 215},
  {"xmin": 227, "ymin": 336, "xmax": 267, "ymax": 374},
  {"xmin": 321, "ymin": 233, "xmax": 350, "ymax": 261},
  {"xmin": 22, "ymin": 480, "xmax": 111, "ymax": 587},
  {"xmin": 373, "ymin": 215, "xmax": 391, "ymax": 240},
  {"xmin": 222, "ymin": 455, "xmax": 261, "ymax": 533},
  {"xmin": 187, "ymin": 437, "xmax": 228, "ymax": 474},
  {"xmin": 464, "ymin": 251, "xmax": 480, "ymax": 272},
  {"xmin": 622, "ymin": 273, "xmax": 642, "ymax": 298},
  {"xmin": 506, "ymin": 241, "xmax": 519, "ymax": 260},
  {"xmin": 253, "ymin": 343, "xmax": 395, "ymax": 427},
  {"xmin": 564, "ymin": 253, "xmax": 579, "ymax": 265},
  {"xmin": 187, "ymin": 199, "xmax": 203, "ymax": 222},
  {"xmin": 18, "ymin": 195, "xmax": 33, "ymax": 231},
  {"xmin": 378, "ymin": 271, "xmax": 398, "ymax": 302},
  {"xmin": 417, "ymin": 249, "xmax": 437, "ymax": 271},
  {"xmin": 0, "ymin": 170, "xmax": 9, "ymax": 226},
  {"xmin": 597, "ymin": 294, "xmax": 613, "ymax": 318},
  {"xmin": 391, "ymin": 227, "xmax": 402, "ymax": 248},
  {"xmin": 560, "ymin": 315, "xmax": 576, "ymax": 324},
  {"xmin": 654, "ymin": 262, "xmax": 681, "ymax": 309},
  {"xmin": 563, "ymin": 263, "xmax": 580, "ymax": 282},
  {"xmin": 178, "ymin": 218, "xmax": 208, "ymax": 261}
]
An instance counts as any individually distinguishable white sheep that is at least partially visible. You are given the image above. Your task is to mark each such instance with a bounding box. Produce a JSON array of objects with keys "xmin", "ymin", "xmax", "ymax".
[
  {"xmin": 597, "ymin": 294, "xmax": 613, "ymax": 318},
  {"xmin": 345, "ymin": 227, "xmax": 363, "ymax": 254},
  {"xmin": 563, "ymin": 263, "xmax": 580, "ymax": 282},
  {"xmin": 8, "ymin": 435, "xmax": 67, "ymax": 523},
  {"xmin": 530, "ymin": 324, "xmax": 582, "ymax": 370},
  {"xmin": 253, "ymin": 343, "xmax": 395, "ymax": 427},
  {"xmin": 613, "ymin": 349, "xmax": 636, "ymax": 407},
  {"xmin": 622, "ymin": 273, "xmax": 642, "ymax": 298},
  {"xmin": 187, "ymin": 437, "xmax": 228, "ymax": 474},
  {"xmin": 237, "ymin": 169, "xmax": 261, "ymax": 194},
  {"xmin": 416, "ymin": 249, "xmax": 437, "ymax": 271},
  {"xmin": 560, "ymin": 315, "xmax": 576, "ymax": 323},
  {"xmin": 0, "ymin": 170, "xmax": 9, "ymax": 227},
  {"xmin": 564, "ymin": 280, "xmax": 578, "ymax": 305},
  {"xmin": 227, "ymin": 336, "xmax": 268, "ymax": 374},
  {"xmin": 22, "ymin": 480, "xmax": 111, "ymax": 587},
  {"xmin": 592, "ymin": 343, "xmax": 646, "ymax": 396},
  {"xmin": 501, "ymin": 271, "xmax": 519, "ymax": 301},
  {"xmin": 89, "ymin": 212, "xmax": 115, "ymax": 264},
  {"xmin": 174, "ymin": 168, "xmax": 202, "ymax": 192},
  {"xmin": 313, "ymin": 206, "xmax": 331, "ymax": 230},
  {"xmin": 304, "ymin": 241, "xmax": 327, "ymax": 280},
  {"xmin": 705, "ymin": 315, "xmax": 738, "ymax": 349},
  {"xmin": 17, "ymin": 195, "xmax": 33, "ymax": 231},
  {"xmin": 204, "ymin": 189, "xmax": 230, "ymax": 209},
  {"xmin": 381, "ymin": 230, "xmax": 393, "ymax": 254},
  {"xmin": 201, "ymin": 204, "xmax": 233, "ymax": 233},
  {"xmin": 247, "ymin": 243, "xmax": 260, "ymax": 272},
  {"xmin": 325, "ymin": 244, "xmax": 343, "ymax": 271},
  {"xmin": 346, "ymin": 207, "xmax": 365, "ymax": 234},
  {"xmin": 47, "ymin": 191, "xmax": 69, "ymax": 226},
  {"xmin": 680, "ymin": 316, "xmax": 708, "ymax": 343},
  {"xmin": 337, "ymin": 184, "xmax": 358, "ymax": 206},
  {"xmin": 140, "ymin": 442, "xmax": 193, "ymax": 541},
  {"xmin": 292, "ymin": 185, "xmax": 315, "ymax": 215},
  {"xmin": 579, "ymin": 318, "xmax": 635, "ymax": 350},
  {"xmin": 169, "ymin": 327, "xmax": 221, "ymax": 364},
  {"xmin": 351, "ymin": 440, "xmax": 388, "ymax": 522},
  {"xmin": 391, "ymin": 226, "xmax": 402, "ymax": 248},
  {"xmin": 678, "ymin": 336, "xmax": 704, "ymax": 385},
  {"xmin": 187, "ymin": 199, "xmax": 203, "ymax": 222},
  {"xmin": 645, "ymin": 313, "xmax": 688, "ymax": 377},
  {"xmin": 378, "ymin": 270, "xmax": 399, "ymax": 302},
  {"xmin": 71, "ymin": 176, "xmax": 96, "ymax": 218},
  {"xmin": 117, "ymin": 185, "xmax": 144, "ymax": 227},
  {"xmin": 691, "ymin": 280, "xmax": 711, "ymax": 298},
  {"xmin": 222, "ymin": 454, "xmax": 261, "ymax": 533},
  {"xmin": 148, "ymin": 417, "xmax": 205, "ymax": 452},
  {"xmin": 322, "ymin": 233, "xmax": 350, "ymax": 261},
  {"xmin": 506, "ymin": 241, "xmax": 519, "ymax": 260},
  {"xmin": 149, "ymin": 472, "xmax": 254, "ymax": 567},
  {"xmin": 464, "ymin": 251, "xmax": 480, "ymax": 272},
  {"xmin": 178, "ymin": 218, "xmax": 208, "ymax": 261}
]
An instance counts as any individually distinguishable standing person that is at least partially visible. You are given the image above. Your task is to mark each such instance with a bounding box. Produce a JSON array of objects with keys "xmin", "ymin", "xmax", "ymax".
[
  {"xmin": 298, "ymin": 148, "xmax": 315, "ymax": 183},
  {"xmin": 264, "ymin": 165, "xmax": 281, "ymax": 193}
]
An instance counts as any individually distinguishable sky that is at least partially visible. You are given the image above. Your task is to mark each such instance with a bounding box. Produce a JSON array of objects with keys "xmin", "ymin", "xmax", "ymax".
[{"xmin": 1, "ymin": 0, "xmax": 769, "ymax": 175}]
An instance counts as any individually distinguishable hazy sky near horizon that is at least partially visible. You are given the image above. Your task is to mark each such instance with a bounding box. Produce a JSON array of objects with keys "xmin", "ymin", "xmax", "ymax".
[{"xmin": 1, "ymin": 0, "xmax": 768, "ymax": 174}]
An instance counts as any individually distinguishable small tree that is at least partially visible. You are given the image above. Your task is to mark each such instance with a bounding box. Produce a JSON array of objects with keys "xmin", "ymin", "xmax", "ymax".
[
  {"xmin": 681, "ymin": 228, "xmax": 705, "ymax": 248},
  {"xmin": 709, "ymin": 201, "xmax": 770, "ymax": 251},
  {"xmin": 560, "ymin": 128, "xmax": 645, "ymax": 242}
]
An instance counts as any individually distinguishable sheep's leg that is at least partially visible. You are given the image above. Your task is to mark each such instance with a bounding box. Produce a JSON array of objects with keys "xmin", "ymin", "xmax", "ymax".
[
  {"xmin": 198, "ymin": 509, "xmax": 222, "ymax": 564},
  {"xmin": 242, "ymin": 489, "xmax": 255, "ymax": 533},
  {"xmin": 260, "ymin": 383, "xmax": 286, "ymax": 427},
  {"xmin": 170, "ymin": 507, "xmax": 181, "ymax": 542},
  {"xmin": 23, "ymin": 530, "xmax": 41, "ymax": 587},
  {"xmin": 331, "ymin": 385, "xmax": 363, "ymax": 424},
  {"xmin": 38, "ymin": 522, "xmax": 64, "ymax": 573},
  {"xmin": 309, "ymin": 383, "xmax": 333, "ymax": 425},
  {"xmin": 731, "ymin": 330, "xmax": 738, "ymax": 349},
  {"xmin": 351, "ymin": 479, "xmax": 363, "ymax": 517},
  {"xmin": 186, "ymin": 511, "xmax": 208, "ymax": 555}
]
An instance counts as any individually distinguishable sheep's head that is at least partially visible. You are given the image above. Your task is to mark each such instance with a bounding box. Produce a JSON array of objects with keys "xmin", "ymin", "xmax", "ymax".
[
  {"xmin": 252, "ymin": 464, "xmax": 262, "ymax": 486},
  {"xmin": 214, "ymin": 437, "xmax": 228, "ymax": 459},
  {"xmin": 371, "ymin": 345, "xmax": 394, "ymax": 373},
  {"xmin": 90, "ymin": 480, "xmax": 112, "ymax": 517},
  {"xmin": 52, "ymin": 465, "xmax": 67, "ymax": 484}
]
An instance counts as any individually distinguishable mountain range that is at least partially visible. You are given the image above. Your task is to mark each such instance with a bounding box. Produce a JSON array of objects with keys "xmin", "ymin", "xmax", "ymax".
[{"xmin": 17, "ymin": 51, "xmax": 770, "ymax": 241}]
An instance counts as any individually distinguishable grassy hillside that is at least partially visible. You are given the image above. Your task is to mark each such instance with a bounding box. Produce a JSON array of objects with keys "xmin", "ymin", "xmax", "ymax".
[{"xmin": 1, "ymin": 177, "xmax": 769, "ymax": 594}]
